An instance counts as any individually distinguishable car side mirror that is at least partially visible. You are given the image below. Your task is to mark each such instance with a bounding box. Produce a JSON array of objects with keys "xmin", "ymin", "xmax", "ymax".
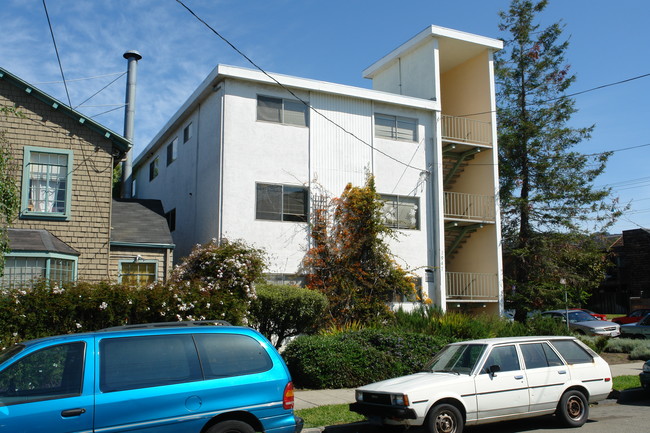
[{"xmin": 487, "ymin": 364, "xmax": 500, "ymax": 375}]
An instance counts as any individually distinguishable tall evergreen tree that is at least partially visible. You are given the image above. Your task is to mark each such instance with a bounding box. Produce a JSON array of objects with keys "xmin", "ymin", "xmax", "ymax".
[{"xmin": 496, "ymin": 0, "xmax": 619, "ymax": 315}]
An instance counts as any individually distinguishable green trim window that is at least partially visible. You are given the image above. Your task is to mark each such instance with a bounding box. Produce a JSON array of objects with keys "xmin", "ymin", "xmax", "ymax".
[
  {"xmin": 257, "ymin": 95, "xmax": 308, "ymax": 127},
  {"xmin": 375, "ymin": 113, "xmax": 418, "ymax": 142},
  {"xmin": 256, "ymin": 183, "xmax": 308, "ymax": 222},
  {"xmin": 119, "ymin": 260, "xmax": 157, "ymax": 286},
  {"xmin": 0, "ymin": 253, "xmax": 77, "ymax": 288},
  {"xmin": 21, "ymin": 147, "xmax": 73, "ymax": 220},
  {"xmin": 380, "ymin": 194, "xmax": 420, "ymax": 230}
]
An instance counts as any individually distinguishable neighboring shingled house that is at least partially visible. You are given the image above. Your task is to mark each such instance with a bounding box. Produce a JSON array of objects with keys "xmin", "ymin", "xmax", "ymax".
[
  {"xmin": 0, "ymin": 66, "xmax": 172, "ymax": 287},
  {"xmin": 110, "ymin": 199, "xmax": 174, "ymax": 285}
]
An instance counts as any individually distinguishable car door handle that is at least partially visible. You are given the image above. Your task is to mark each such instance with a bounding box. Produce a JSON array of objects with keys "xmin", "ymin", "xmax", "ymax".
[
  {"xmin": 558, "ymin": 370, "xmax": 567, "ymax": 375},
  {"xmin": 61, "ymin": 408, "xmax": 86, "ymax": 417},
  {"xmin": 514, "ymin": 375, "xmax": 524, "ymax": 380}
]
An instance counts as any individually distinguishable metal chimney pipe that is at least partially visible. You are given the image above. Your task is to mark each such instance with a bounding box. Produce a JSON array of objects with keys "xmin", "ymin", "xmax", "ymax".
[{"xmin": 121, "ymin": 50, "xmax": 142, "ymax": 198}]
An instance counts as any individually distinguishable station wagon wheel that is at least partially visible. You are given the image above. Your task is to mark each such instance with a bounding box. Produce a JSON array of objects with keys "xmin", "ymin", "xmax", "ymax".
[
  {"xmin": 207, "ymin": 420, "xmax": 255, "ymax": 433},
  {"xmin": 427, "ymin": 403, "xmax": 464, "ymax": 433},
  {"xmin": 556, "ymin": 390, "xmax": 588, "ymax": 427}
]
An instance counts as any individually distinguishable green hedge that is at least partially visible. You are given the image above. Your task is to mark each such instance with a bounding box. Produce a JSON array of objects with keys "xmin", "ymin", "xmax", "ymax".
[
  {"xmin": 249, "ymin": 283, "xmax": 328, "ymax": 348},
  {"xmin": 283, "ymin": 329, "xmax": 447, "ymax": 389}
]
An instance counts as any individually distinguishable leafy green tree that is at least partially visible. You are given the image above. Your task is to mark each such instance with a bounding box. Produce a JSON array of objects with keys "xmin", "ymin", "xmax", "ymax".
[
  {"xmin": 302, "ymin": 176, "xmax": 415, "ymax": 327},
  {"xmin": 495, "ymin": 0, "xmax": 618, "ymax": 317},
  {"xmin": 0, "ymin": 107, "xmax": 21, "ymax": 277}
]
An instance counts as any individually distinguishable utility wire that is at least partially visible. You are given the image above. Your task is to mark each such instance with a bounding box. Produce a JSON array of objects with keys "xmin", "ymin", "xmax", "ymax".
[
  {"xmin": 175, "ymin": 0, "xmax": 426, "ymax": 173},
  {"xmin": 42, "ymin": 0, "xmax": 71, "ymax": 107},
  {"xmin": 74, "ymin": 71, "xmax": 126, "ymax": 109},
  {"xmin": 35, "ymin": 71, "xmax": 125, "ymax": 85}
]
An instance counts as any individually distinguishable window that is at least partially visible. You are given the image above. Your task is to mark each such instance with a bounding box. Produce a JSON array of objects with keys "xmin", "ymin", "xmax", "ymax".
[
  {"xmin": 380, "ymin": 194, "xmax": 419, "ymax": 230},
  {"xmin": 194, "ymin": 334, "xmax": 273, "ymax": 379},
  {"xmin": 0, "ymin": 342, "xmax": 85, "ymax": 406},
  {"xmin": 264, "ymin": 273, "xmax": 306, "ymax": 286},
  {"xmin": 375, "ymin": 114, "xmax": 418, "ymax": 141},
  {"xmin": 119, "ymin": 261, "xmax": 157, "ymax": 286},
  {"xmin": 165, "ymin": 208, "xmax": 176, "ymax": 232},
  {"xmin": 183, "ymin": 123, "xmax": 192, "ymax": 143},
  {"xmin": 550, "ymin": 340, "xmax": 594, "ymax": 364},
  {"xmin": 481, "ymin": 345, "xmax": 520, "ymax": 373},
  {"xmin": 257, "ymin": 95, "xmax": 308, "ymax": 127},
  {"xmin": 149, "ymin": 157, "xmax": 159, "ymax": 181},
  {"xmin": 21, "ymin": 147, "xmax": 73, "ymax": 219},
  {"xmin": 166, "ymin": 137, "xmax": 178, "ymax": 166},
  {"xmin": 100, "ymin": 335, "xmax": 202, "ymax": 392},
  {"xmin": 0, "ymin": 255, "xmax": 76, "ymax": 288},
  {"xmin": 256, "ymin": 183, "xmax": 308, "ymax": 222},
  {"xmin": 521, "ymin": 343, "xmax": 564, "ymax": 369}
]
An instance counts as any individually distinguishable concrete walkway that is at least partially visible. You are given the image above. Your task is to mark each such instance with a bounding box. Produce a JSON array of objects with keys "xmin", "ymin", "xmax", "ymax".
[{"xmin": 294, "ymin": 361, "xmax": 646, "ymax": 410}]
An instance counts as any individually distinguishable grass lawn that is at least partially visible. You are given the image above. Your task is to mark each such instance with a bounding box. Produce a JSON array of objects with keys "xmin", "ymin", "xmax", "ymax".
[
  {"xmin": 612, "ymin": 375, "xmax": 641, "ymax": 391},
  {"xmin": 296, "ymin": 404, "xmax": 365, "ymax": 428}
]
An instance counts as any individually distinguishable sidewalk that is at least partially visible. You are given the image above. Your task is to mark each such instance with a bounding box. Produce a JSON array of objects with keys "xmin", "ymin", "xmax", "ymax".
[{"xmin": 294, "ymin": 361, "xmax": 646, "ymax": 410}]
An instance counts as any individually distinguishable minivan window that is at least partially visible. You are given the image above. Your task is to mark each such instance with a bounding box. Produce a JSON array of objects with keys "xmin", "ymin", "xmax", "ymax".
[
  {"xmin": 0, "ymin": 344, "xmax": 25, "ymax": 365},
  {"xmin": 550, "ymin": 340, "xmax": 594, "ymax": 364},
  {"xmin": 100, "ymin": 334, "xmax": 202, "ymax": 392},
  {"xmin": 194, "ymin": 333, "xmax": 273, "ymax": 378},
  {"xmin": 0, "ymin": 342, "xmax": 85, "ymax": 406}
]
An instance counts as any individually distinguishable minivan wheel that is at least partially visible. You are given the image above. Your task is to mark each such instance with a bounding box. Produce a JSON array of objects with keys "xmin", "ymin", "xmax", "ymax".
[
  {"xmin": 426, "ymin": 404, "xmax": 463, "ymax": 433},
  {"xmin": 556, "ymin": 390, "xmax": 588, "ymax": 427},
  {"xmin": 207, "ymin": 420, "xmax": 255, "ymax": 433}
]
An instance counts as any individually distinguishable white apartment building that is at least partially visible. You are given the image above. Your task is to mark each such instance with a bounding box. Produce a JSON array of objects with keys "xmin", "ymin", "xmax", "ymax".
[{"xmin": 132, "ymin": 25, "xmax": 504, "ymax": 314}]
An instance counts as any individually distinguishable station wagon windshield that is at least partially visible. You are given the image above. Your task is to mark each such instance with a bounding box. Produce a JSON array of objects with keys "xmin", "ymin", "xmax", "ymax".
[{"xmin": 425, "ymin": 344, "xmax": 487, "ymax": 375}]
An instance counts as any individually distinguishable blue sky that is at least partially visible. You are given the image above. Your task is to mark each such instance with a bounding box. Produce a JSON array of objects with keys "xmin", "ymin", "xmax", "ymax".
[{"xmin": 1, "ymin": 0, "xmax": 649, "ymax": 233}]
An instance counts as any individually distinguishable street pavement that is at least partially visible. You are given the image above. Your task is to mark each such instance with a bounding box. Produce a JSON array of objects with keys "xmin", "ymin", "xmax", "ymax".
[{"xmin": 294, "ymin": 361, "xmax": 646, "ymax": 410}]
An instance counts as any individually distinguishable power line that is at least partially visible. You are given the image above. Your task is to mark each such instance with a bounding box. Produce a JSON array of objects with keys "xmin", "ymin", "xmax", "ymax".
[
  {"xmin": 74, "ymin": 71, "xmax": 126, "ymax": 109},
  {"xmin": 175, "ymin": 0, "xmax": 426, "ymax": 173},
  {"xmin": 34, "ymin": 71, "xmax": 125, "ymax": 85},
  {"xmin": 42, "ymin": 0, "xmax": 71, "ymax": 107}
]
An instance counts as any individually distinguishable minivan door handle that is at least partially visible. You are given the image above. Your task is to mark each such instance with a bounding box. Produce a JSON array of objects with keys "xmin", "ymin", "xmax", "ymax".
[{"xmin": 61, "ymin": 408, "xmax": 86, "ymax": 417}]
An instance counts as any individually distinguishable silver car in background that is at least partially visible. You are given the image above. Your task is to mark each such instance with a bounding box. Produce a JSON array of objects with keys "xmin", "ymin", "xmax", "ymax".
[{"xmin": 541, "ymin": 310, "xmax": 620, "ymax": 337}]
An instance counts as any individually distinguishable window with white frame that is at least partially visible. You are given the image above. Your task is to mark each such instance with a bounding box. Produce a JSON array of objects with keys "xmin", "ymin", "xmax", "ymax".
[
  {"xmin": 256, "ymin": 183, "xmax": 308, "ymax": 222},
  {"xmin": 380, "ymin": 194, "xmax": 420, "ymax": 230},
  {"xmin": 149, "ymin": 157, "xmax": 159, "ymax": 181},
  {"xmin": 374, "ymin": 113, "xmax": 418, "ymax": 142},
  {"xmin": 257, "ymin": 95, "xmax": 308, "ymax": 127},
  {"xmin": 21, "ymin": 147, "xmax": 73, "ymax": 219},
  {"xmin": 0, "ymin": 255, "xmax": 76, "ymax": 288},
  {"xmin": 166, "ymin": 137, "xmax": 178, "ymax": 166},
  {"xmin": 119, "ymin": 261, "xmax": 157, "ymax": 286}
]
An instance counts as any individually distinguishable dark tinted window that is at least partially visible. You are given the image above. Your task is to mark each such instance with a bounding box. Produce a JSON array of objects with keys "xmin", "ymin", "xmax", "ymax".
[
  {"xmin": 550, "ymin": 340, "xmax": 593, "ymax": 364},
  {"xmin": 0, "ymin": 342, "xmax": 85, "ymax": 405},
  {"xmin": 194, "ymin": 334, "xmax": 272, "ymax": 379},
  {"xmin": 100, "ymin": 335, "xmax": 202, "ymax": 392},
  {"xmin": 481, "ymin": 345, "xmax": 520, "ymax": 374},
  {"xmin": 521, "ymin": 343, "xmax": 564, "ymax": 369}
]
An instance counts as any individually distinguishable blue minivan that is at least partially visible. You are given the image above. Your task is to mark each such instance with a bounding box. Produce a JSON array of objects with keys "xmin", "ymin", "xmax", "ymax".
[{"xmin": 0, "ymin": 321, "xmax": 303, "ymax": 433}]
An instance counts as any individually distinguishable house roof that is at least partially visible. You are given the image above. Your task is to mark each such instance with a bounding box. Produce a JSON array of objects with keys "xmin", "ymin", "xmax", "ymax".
[
  {"xmin": 7, "ymin": 229, "xmax": 80, "ymax": 256},
  {"xmin": 133, "ymin": 64, "xmax": 439, "ymax": 168},
  {"xmin": 110, "ymin": 199, "xmax": 174, "ymax": 248},
  {"xmin": 0, "ymin": 66, "xmax": 131, "ymax": 157}
]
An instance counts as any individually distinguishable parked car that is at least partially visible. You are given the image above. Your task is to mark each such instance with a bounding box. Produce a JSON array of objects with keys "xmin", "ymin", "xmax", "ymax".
[
  {"xmin": 0, "ymin": 321, "xmax": 303, "ymax": 433},
  {"xmin": 641, "ymin": 360, "xmax": 650, "ymax": 393},
  {"xmin": 541, "ymin": 310, "xmax": 620, "ymax": 337},
  {"xmin": 350, "ymin": 336, "xmax": 612, "ymax": 432},
  {"xmin": 571, "ymin": 308, "xmax": 607, "ymax": 321},
  {"xmin": 612, "ymin": 309, "xmax": 650, "ymax": 325},
  {"xmin": 620, "ymin": 313, "xmax": 650, "ymax": 339}
]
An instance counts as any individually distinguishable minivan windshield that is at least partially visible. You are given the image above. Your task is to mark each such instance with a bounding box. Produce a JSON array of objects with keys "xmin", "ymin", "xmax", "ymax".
[
  {"xmin": 425, "ymin": 344, "xmax": 487, "ymax": 375},
  {"xmin": 0, "ymin": 345, "xmax": 24, "ymax": 365}
]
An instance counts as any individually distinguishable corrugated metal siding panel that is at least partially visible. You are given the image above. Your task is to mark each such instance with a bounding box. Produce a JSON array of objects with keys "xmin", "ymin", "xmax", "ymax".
[{"xmin": 310, "ymin": 93, "xmax": 373, "ymax": 196}]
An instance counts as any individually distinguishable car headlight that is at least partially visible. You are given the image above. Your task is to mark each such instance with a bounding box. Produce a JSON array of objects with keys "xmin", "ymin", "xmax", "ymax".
[
  {"xmin": 391, "ymin": 394, "xmax": 410, "ymax": 406},
  {"xmin": 643, "ymin": 362, "xmax": 650, "ymax": 374}
]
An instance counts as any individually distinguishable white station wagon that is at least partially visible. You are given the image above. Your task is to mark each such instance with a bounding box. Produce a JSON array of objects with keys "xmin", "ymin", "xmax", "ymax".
[{"xmin": 350, "ymin": 336, "xmax": 612, "ymax": 433}]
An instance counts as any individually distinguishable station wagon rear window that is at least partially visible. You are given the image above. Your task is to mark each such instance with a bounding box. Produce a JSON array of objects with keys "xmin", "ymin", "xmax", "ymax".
[{"xmin": 550, "ymin": 340, "xmax": 594, "ymax": 364}]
